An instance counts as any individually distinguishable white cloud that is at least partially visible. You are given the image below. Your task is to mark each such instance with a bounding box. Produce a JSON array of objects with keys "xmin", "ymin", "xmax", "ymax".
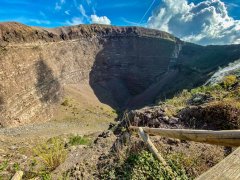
[
  {"xmin": 29, "ymin": 19, "xmax": 51, "ymax": 25},
  {"xmin": 226, "ymin": 2, "xmax": 240, "ymax": 8},
  {"xmin": 90, "ymin": 14, "xmax": 111, "ymax": 25},
  {"xmin": 147, "ymin": 0, "xmax": 240, "ymax": 45},
  {"xmin": 64, "ymin": 2, "xmax": 111, "ymax": 26},
  {"xmin": 122, "ymin": 17, "xmax": 140, "ymax": 26},
  {"xmin": 92, "ymin": 7, "xmax": 96, "ymax": 15},
  {"xmin": 55, "ymin": 0, "xmax": 65, "ymax": 10},
  {"xmin": 55, "ymin": 3, "xmax": 61, "ymax": 10},
  {"xmin": 39, "ymin": 11, "xmax": 46, "ymax": 18},
  {"xmin": 65, "ymin": 10, "xmax": 70, "ymax": 15},
  {"xmin": 1, "ymin": 17, "xmax": 51, "ymax": 26},
  {"xmin": 78, "ymin": 4, "xmax": 88, "ymax": 18},
  {"xmin": 66, "ymin": 17, "xmax": 84, "ymax": 25},
  {"xmin": 86, "ymin": 0, "xmax": 91, "ymax": 5}
]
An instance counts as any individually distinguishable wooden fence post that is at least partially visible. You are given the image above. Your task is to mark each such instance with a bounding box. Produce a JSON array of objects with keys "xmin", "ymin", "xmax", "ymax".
[
  {"xmin": 11, "ymin": 171, "xmax": 23, "ymax": 180},
  {"xmin": 138, "ymin": 127, "xmax": 175, "ymax": 178}
]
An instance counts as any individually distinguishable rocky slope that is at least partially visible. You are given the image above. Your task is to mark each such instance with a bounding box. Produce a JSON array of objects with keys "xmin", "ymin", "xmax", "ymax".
[{"xmin": 1, "ymin": 22, "xmax": 240, "ymax": 127}]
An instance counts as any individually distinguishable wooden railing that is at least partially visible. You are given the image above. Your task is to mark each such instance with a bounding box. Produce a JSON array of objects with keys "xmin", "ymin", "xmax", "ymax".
[
  {"xmin": 129, "ymin": 126, "xmax": 240, "ymax": 179},
  {"xmin": 129, "ymin": 126, "xmax": 240, "ymax": 147}
]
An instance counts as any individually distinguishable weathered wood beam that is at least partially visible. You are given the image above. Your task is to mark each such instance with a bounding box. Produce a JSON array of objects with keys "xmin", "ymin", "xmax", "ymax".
[
  {"xmin": 196, "ymin": 147, "xmax": 240, "ymax": 180},
  {"xmin": 130, "ymin": 126, "xmax": 240, "ymax": 147},
  {"xmin": 138, "ymin": 127, "xmax": 175, "ymax": 178},
  {"xmin": 11, "ymin": 171, "xmax": 23, "ymax": 180}
]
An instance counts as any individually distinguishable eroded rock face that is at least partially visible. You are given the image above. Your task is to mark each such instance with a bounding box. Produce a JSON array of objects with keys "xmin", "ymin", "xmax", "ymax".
[{"xmin": 0, "ymin": 22, "xmax": 240, "ymax": 127}]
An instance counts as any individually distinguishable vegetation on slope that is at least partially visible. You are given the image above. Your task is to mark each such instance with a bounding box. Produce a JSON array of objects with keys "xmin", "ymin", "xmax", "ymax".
[
  {"xmin": 101, "ymin": 149, "xmax": 189, "ymax": 180},
  {"xmin": 1, "ymin": 72, "xmax": 240, "ymax": 179},
  {"xmin": 101, "ymin": 74, "xmax": 240, "ymax": 180},
  {"xmin": 159, "ymin": 74, "xmax": 240, "ymax": 130}
]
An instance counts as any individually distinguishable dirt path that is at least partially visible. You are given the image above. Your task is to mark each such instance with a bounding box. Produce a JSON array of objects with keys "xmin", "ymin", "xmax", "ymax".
[
  {"xmin": 0, "ymin": 82, "xmax": 116, "ymax": 140},
  {"xmin": 0, "ymin": 117, "xmax": 111, "ymax": 143},
  {"xmin": 0, "ymin": 83, "xmax": 117, "ymax": 179}
]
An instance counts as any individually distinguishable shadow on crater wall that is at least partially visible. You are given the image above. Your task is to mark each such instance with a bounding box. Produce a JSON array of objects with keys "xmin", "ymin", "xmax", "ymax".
[
  {"xmin": 89, "ymin": 38, "xmax": 240, "ymax": 112},
  {"xmin": 89, "ymin": 36, "xmax": 177, "ymax": 110},
  {"xmin": 35, "ymin": 59, "xmax": 61, "ymax": 103}
]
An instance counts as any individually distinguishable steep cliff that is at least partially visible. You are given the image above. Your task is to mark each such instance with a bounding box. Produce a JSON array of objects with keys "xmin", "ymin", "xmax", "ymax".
[{"xmin": 0, "ymin": 22, "xmax": 240, "ymax": 127}]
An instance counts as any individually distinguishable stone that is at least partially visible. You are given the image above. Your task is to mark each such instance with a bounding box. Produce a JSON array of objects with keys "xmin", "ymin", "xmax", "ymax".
[
  {"xmin": 74, "ymin": 163, "xmax": 80, "ymax": 171},
  {"xmin": 9, "ymin": 146, "xmax": 17, "ymax": 150},
  {"xmin": 162, "ymin": 116, "xmax": 169, "ymax": 122},
  {"xmin": 188, "ymin": 93, "xmax": 214, "ymax": 105},
  {"xmin": 108, "ymin": 122, "xmax": 116, "ymax": 129},
  {"xmin": 169, "ymin": 117, "xmax": 179, "ymax": 124},
  {"xmin": 98, "ymin": 130, "xmax": 113, "ymax": 138},
  {"xmin": 122, "ymin": 132, "xmax": 130, "ymax": 144},
  {"xmin": 69, "ymin": 146, "xmax": 77, "ymax": 152},
  {"xmin": 167, "ymin": 138, "xmax": 180, "ymax": 145}
]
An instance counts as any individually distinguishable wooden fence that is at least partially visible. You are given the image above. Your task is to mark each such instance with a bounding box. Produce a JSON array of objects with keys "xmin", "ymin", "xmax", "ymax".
[
  {"xmin": 129, "ymin": 126, "xmax": 240, "ymax": 179},
  {"xmin": 129, "ymin": 126, "xmax": 240, "ymax": 147}
]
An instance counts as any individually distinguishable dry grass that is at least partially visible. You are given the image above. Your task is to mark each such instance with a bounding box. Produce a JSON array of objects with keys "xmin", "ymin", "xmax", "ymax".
[
  {"xmin": 68, "ymin": 135, "xmax": 91, "ymax": 146},
  {"xmin": 162, "ymin": 90, "xmax": 191, "ymax": 117},
  {"xmin": 222, "ymin": 75, "xmax": 238, "ymax": 89},
  {"xmin": 33, "ymin": 137, "xmax": 67, "ymax": 171}
]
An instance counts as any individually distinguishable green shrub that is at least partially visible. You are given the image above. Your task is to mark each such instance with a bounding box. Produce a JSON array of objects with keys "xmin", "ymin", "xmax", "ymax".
[
  {"xmin": 103, "ymin": 150, "xmax": 188, "ymax": 180},
  {"xmin": 40, "ymin": 172, "xmax": 52, "ymax": 180},
  {"xmin": 0, "ymin": 160, "xmax": 8, "ymax": 172},
  {"xmin": 190, "ymin": 84, "xmax": 223, "ymax": 95},
  {"xmin": 33, "ymin": 137, "xmax": 67, "ymax": 171},
  {"xmin": 12, "ymin": 162, "xmax": 20, "ymax": 171},
  {"xmin": 222, "ymin": 75, "xmax": 237, "ymax": 89},
  {"xmin": 68, "ymin": 135, "xmax": 91, "ymax": 146},
  {"xmin": 163, "ymin": 89, "xmax": 191, "ymax": 116}
]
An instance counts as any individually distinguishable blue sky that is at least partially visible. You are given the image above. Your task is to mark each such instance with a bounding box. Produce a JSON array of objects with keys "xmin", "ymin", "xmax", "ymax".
[
  {"xmin": 0, "ymin": 0, "xmax": 239, "ymax": 45},
  {"xmin": 0, "ymin": 0, "xmax": 238, "ymax": 27},
  {"xmin": 0, "ymin": 0, "xmax": 157, "ymax": 27}
]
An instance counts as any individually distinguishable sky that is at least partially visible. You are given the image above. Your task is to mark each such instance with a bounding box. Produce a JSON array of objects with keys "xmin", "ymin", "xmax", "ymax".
[{"xmin": 0, "ymin": 0, "xmax": 239, "ymax": 45}]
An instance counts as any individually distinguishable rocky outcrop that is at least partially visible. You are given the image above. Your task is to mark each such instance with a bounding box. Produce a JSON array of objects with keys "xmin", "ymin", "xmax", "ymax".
[
  {"xmin": 127, "ymin": 106, "xmax": 182, "ymax": 129},
  {"xmin": 1, "ymin": 22, "xmax": 240, "ymax": 127}
]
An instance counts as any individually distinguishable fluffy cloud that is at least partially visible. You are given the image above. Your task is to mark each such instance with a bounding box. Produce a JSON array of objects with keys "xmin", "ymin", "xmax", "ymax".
[
  {"xmin": 90, "ymin": 14, "xmax": 111, "ymax": 25},
  {"xmin": 64, "ymin": 3, "xmax": 111, "ymax": 26},
  {"xmin": 147, "ymin": 0, "xmax": 240, "ymax": 45}
]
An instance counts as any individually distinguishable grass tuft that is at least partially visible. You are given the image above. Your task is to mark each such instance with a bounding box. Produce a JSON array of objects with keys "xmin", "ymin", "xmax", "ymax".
[
  {"xmin": 68, "ymin": 135, "xmax": 91, "ymax": 146},
  {"xmin": 33, "ymin": 137, "xmax": 67, "ymax": 171}
]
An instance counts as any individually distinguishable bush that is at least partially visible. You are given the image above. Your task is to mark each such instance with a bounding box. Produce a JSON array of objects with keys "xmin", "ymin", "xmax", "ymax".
[
  {"xmin": 222, "ymin": 75, "xmax": 237, "ymax": 89},
  {"xmin": 190, "ymin": 84, "xmax": 223, "ymax": 95},
  {"xmin": 103, "ymin": 150, "xmax": 188, "ymax": 180},
  {"xmin": 33, "ymin": 138, "xmax": 67, "ymax": 171},
  {"xmin": 179, "ymin": 99, "xmax": 240, "ymax": 130},
  {"xmin": 68, "ymin": 135, "xmax": 91, "ymax": 146}
]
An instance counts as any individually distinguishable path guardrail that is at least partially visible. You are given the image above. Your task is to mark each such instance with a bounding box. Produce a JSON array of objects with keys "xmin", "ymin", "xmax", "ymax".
[
  {"xmin": 129, "ymin": 126, "xmax": 240, "ymax": 147},
  {"xmin": 129, "ymin": 126, "xmax": 240, "ymax": 179}
]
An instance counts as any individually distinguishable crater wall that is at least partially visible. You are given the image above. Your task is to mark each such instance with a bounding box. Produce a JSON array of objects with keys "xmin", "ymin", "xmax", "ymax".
[{"xmin": 1, "ymin": 22, "xmax": 240, "ymax": 127}]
